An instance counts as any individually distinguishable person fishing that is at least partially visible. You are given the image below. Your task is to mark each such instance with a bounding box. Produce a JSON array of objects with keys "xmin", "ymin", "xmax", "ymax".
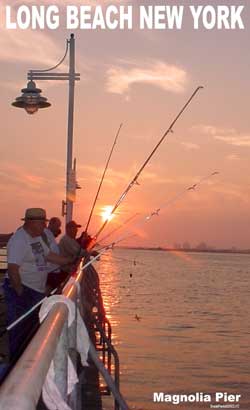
[
  {"xmin": 42, "ymin": 217, "xmax": 70, "ymax": 293},
  {"xmin": 3, "ymin": 208, "xmax": 73, "ymax": 360},
  {"xmin": 46, "ymin": 216, "xmax": 62, "ymax": 238}
]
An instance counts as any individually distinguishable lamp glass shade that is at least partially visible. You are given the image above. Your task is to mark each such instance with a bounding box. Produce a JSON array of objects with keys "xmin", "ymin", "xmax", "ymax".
[
  {"xmin": 12, "ymin": 80, "xmax": 51, "ymax": 114},
  {"xmin": 25, "ymin": 105, "xmax": 39, "ymax": 115}
]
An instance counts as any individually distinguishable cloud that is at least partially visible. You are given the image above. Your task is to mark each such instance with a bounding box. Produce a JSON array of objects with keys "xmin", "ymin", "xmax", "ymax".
[
  {"xmin": 0, "ymin": 163, "xmax": 63, "ymax": 195},
  {"xmin": 214, "ymin": 135, "xmax": 250, "ymax": 147},
  {"xmin": 106, "ymin": 61, "xmax": 188, "ymax": 95},
  {"xmin": 77, "ymin": 165, "xmax": 133, "ymax": 189},
  {"xmin": 0, "ymin": 26, "xmax": 60, "ymax": 67},
  {"xmin": 0, "ymin": 4, "xmax": 86, "ymax": 72},
  {"xmin": 0, "ymin": 169, "xmax": 45, "ymax": 190},
  {"xmin": 193, "ymin": 124, "xmax": 250, "ymax": 147},
  {"xmin": 211, "ymin": 185, "xmax": 250, "ymax": 204},
  {"xmin": 226, "ymin": 154, "xmax": 240, "ymax": 161},
  {"xmin": 0, "ymin": 25, "xmax": 89, "ymax": 92},
  {"xmin": 39, "ymin": 158, "xmax": 65, "ymax": 168},
  {"xmin": 77, "ymin": 164, "xmax": 176, "ymax": 189},
  {"xmin": 193, "ymin": 124, "xmax": 236, "ymax": 136},
  {"xmin": 181, "ymin": 142, "xmax": 200, "ymax": 150}
]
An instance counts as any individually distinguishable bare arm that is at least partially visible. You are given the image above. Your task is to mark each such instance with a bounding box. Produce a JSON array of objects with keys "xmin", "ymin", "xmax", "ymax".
[
  {"xmin": 46, "ymin": 252, "xmax": 73, "ymax": 266},
  {"xmin": 8, "ymin": 263, "xmax": 23, "ymax": 295}
]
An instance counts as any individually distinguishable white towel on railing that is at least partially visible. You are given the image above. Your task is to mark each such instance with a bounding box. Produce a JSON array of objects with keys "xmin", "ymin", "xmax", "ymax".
[{"xmin": 39, "ymin": 295, "xmax": 90, "ymax": 410}]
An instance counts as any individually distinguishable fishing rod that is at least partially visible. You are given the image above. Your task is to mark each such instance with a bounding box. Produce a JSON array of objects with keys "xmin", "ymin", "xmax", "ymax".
[
  {"xmin": 98, "ymin": 170, "xmax": 212, "ymax": 244},
  {"xmin": 85, "ymin": 123, "xmax": 123, "ymax": 232},
  {"xmin": 98, "ymin": 212, "xmax": 139, "ymax": 245},
  {"xmin": 3, "ymin": 167, "xmax": 216, "ymax": 340},
  {"xmin": 8, "ymin": 167, "xmax": 215, "ymax": 338},
  {"xmin": 93, "ymin": 86, "xmax": 203, "ymax": 241},
  {"xmin": 97, "ymin": 233, "xmax": 138, "ymax": 252},
  {"xmin": 0, "ymin": 247, "xmax": 111, "ymax": 339},
  {"xmin": 97, "ymin": 170, "xmax": 219, "ymax": 248}
]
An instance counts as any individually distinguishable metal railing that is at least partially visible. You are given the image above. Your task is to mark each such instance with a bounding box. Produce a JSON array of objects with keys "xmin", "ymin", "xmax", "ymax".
[
  {"xmin": 0, "ymin": 261, "xmax": 129, "ymax": 410},
  {"xmin": 84, "ymin": 264, "xmax": 121, "ymax": 410}
]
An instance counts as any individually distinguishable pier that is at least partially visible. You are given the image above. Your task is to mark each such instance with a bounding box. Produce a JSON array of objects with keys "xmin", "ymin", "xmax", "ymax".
[{"xmin": 0, "ymin": 237, "xmax": 128, "ymax": 410}]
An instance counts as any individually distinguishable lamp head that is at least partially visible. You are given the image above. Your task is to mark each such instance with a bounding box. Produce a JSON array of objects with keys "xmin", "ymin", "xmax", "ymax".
[{"xmin": 12, "ymin": 80, "xmax": 51, "ymax": 114}]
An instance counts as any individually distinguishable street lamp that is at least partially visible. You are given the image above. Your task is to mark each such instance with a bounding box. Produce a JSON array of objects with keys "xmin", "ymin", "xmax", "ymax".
[{"xmin": 12, "ymin": 33, "xmax": 80, "ymax": 225}]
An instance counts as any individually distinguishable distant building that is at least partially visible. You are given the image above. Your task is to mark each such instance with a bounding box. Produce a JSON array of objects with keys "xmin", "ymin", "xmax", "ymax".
[
  {"xmin": 182, "ymin": 242, "xmax": 191, "ymax": 250},
  {"xmin": 174, "ymin": 243, "xmax": 182, "ymax": 249},
  {"xmin": 196, "ymin": 242, "xmax": 208, "ymax": 251}
]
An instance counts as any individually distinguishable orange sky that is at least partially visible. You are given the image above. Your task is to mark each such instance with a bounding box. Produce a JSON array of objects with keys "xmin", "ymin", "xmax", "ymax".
[{"xmin": 0, "ymin": 0, "xmax": 250, "ymax": 249}]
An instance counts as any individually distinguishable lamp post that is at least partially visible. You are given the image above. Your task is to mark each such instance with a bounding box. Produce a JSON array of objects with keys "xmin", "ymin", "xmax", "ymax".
[{"xmin": 12, "ymin": 33, "xmax": 80, "ymax": 225}]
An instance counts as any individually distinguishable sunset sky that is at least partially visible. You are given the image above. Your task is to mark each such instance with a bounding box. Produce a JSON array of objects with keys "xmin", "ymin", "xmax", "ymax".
[{"xmin": 0, "ymin": 0, "xmax": 250, "ymax": 249}]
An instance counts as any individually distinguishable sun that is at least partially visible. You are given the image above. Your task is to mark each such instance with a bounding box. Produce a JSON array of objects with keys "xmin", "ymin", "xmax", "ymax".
[{"xmin": 100, "ymin": 205, "xmax": 115, "ymax": 222}]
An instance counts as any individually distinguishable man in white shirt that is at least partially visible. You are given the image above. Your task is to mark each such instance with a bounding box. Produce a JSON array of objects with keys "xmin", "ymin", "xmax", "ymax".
[{"xmin": 3, "ymin": 208, "xmax": 72, "ymax": 359}]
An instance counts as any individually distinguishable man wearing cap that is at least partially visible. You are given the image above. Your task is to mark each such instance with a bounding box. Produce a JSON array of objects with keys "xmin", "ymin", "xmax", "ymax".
[
  {"xmin": 3, "ymin": 208, "xmax": 72, "ymax": 359},
  {"xmin": 59, "ymin": 220, "xmax": 87, "ymax": 268},
  {"xmin": 59, "ymin": 221, "xmax": 99, "ymax": 274}
]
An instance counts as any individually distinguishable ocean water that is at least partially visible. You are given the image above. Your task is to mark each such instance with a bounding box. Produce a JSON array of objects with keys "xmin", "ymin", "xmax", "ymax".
[{"xmin": 96, "ymin": 249, "xmax": 250, "ymax": 410}]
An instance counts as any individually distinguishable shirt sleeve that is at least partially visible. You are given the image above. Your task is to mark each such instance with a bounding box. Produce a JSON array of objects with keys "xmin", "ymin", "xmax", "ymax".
[{"xmin": 7, "ymin": 237, "xmax": 27, "ymax": 266}]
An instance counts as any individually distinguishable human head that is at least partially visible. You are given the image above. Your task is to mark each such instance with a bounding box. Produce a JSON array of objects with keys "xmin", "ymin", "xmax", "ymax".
[
  {"xmin": 22, "ymin": 208, "xmax": 48, "ymax": 237},
  {"xmin": 48, "ymin": 217, "xmax": 62, "ymax": 238},
  {"xmin": 66, "ymin": 220, "xmax": 81, "ymax": 239}
]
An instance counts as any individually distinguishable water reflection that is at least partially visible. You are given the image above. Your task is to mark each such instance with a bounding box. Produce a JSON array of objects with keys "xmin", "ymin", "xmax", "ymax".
[
  {"xmin": 98, "ymin": 249, "xmax": 250, "ymax": 410},
  {"xmin": 97, "ymin": 252, "xmax": 121, "ymax": 339}
]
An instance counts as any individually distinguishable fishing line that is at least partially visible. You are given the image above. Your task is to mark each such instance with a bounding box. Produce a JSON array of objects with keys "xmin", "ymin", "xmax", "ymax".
[
  {"xmin": 97, "ymin": 170, "xmax": 219, "ymax": 249},
  {"xmin": 0, "ymin": 168, "xmax": 216, "ymax": 338},
  {"xmin": 98, "ymin": 213, "xmax": 139, "ymax": 245},
  {"xmin": 0, "ymin": 168, "xmax": 217, "ymax": 349},
  {"xmin": 102, "ymin": 254, "xmax": 146, "ymax": 266},
  {"xmin": 0, "ymin": 248, "xmax": 111, "ymax": 337},
  {"xmin": 145, "ymin": 171, "xmax": 219, "ymax": 221},
  {"xmin": 93, "ymin": 86, "xmax": 203, "ymax": 240},
  {"xmin": 85, "ymin": 123, "xmax": 123, "ymax": 232}
]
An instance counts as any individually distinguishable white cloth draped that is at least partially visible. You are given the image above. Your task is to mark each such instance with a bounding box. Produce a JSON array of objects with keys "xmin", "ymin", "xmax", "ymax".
[{"xmin": 39, "ymin": 294, "xmax": 90, "ymax": 410}]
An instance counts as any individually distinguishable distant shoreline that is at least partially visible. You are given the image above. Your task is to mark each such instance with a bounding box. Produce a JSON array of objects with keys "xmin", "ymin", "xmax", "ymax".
[{"xmin": 116, "ymin": 247, "xmax": 250, "ymax": 256}]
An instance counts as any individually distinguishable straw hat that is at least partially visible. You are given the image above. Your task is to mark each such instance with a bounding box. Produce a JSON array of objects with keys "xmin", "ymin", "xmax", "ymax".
[{"xmin": 21, "ymin": 208, "xmax": 49, "ymax": 221}]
